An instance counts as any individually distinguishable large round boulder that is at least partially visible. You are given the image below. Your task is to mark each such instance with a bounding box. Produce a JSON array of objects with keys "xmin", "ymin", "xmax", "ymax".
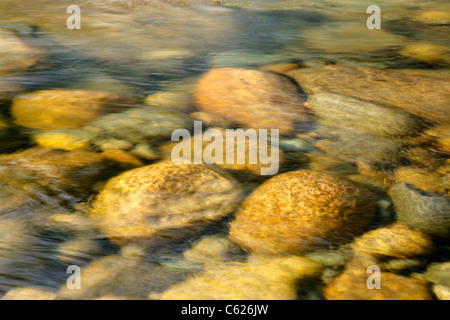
[
  {"xmin": 229, "ymin": 170, "xmax": 376, "ymax": 255},
  {"xmin": 194, "ymin": 68, "xmax": 314, "ymax": 135},
  {"xmin": 88, "ymin": 161, "xmax": 243, "ymax": 245}
]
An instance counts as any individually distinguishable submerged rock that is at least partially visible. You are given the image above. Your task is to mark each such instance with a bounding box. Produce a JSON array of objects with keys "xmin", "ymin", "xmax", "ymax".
[
  {"xmin": 399, "ymin": 43, "xmax": 450, "ymax": 66},
  {"xmin": 0, "ymin": 217, "xmax": 46, "ymax": 293},
  {"xmin": 323, "ymin": 258, "xmax": 432, "ymax": 300},
  {"xmin": 433, "ymin": 284, "xmax": 450, "ymax": 300},
  {"xmin": 84, "ymin": 107, "xmax": 193, "ymax": 145},
  {"xmin": 55, "ymin": 238, "xmax": 103, "ymax": 265},
  {"xmin": 0, "ymin": 27, "xmax": 43, "ymax": 73},
  {"xmin": 389, "ymin": 183, "xmax": 450, "ymax": 238},
  {"xmin": 425, "ymin": 125, "xmax": 450, "ymax": 154},
  {"xmin": 153, "ymin": 255, "xmax": 322, "ymax": 300},
  {"xmin": 0, "ymin": 78, "xmax": 23, "ymax": 104},
  {"xmin": 316, "ymin": 133, "xmax": 405, "ymax": 165},
  {"xmin": 394, "ymin": 166, "xmax": 449, "ymax": 196},
  {"xmin": 304, "ymin": 92, "xmax": 422, "ymax": 165},
  {"xmin": 11, "ymin": 89, "xmax": 134, "ymax": 130},
  {"xmin": 145, "ymin": 91, "xmax": 193, "ymax": 112},
  {"xmin": 32, "ymin": 213, "xmax": 98, "ymax": 239},
  {"xmin": 183, "ymin": 234, "xmax": 241, "ymax": 265},
  {"xmin": 0, "ymin": 148, "xmax": 113, "ymax": 196},
  {"xmin": 0, "ymin": 115, "xmax": 28, "ymax": 153},
  {"xmin": 229, "ymin": 170, "xmax": 376, "ymax": 255},
  {"xmin": 287, "ymin": 66, "xmax": 450, "ymax": 125},
  {"xmin": 351, "ymin": 223, "xmax": 433, "ymax": 259},
  {"xmin": 414, "ymin": 10, "xmax": 450, "ymax": 25},
  {"xmin": 58, "ymin": 250, "xmax": 185, "ymax": 300},
  {"xmin": 306, "ymin": 93, "xmax": 421, "ymax": 138},
  {"xmin": 194, "ymin": 68, "xmax": 314, "ymax": 135},
  {"xmin": 1, "ymin": 287, "xmax": 57, "ymax": 300},
  {"xmin": 302, "ymin": 23, "xmax": 406, "ymax": 54},
  {"xmin": 88, "ymin": 161, "xmax": 243, "ymax": 245},
  {"xmin": 33, "ymin": 130, "xmax": 91, "ymax": 151},
  {"xmin": 423, "ymin": 262, "xmax": 450, "ymax": 288},
  {"xmin": 162, "ymin": 128, "xmax": 284, "ymax": 176}
]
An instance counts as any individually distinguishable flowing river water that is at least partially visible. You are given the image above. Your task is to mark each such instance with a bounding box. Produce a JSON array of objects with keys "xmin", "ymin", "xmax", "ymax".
[{"xmin": 0, "ymin": 0, "xmax": 449, "ymax": 300}]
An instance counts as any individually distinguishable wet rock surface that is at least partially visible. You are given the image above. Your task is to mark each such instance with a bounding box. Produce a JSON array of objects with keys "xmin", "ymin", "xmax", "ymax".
[
  {"xmin": 161, "ymin": 127, "xmax": 284, "ymax": 176},
  {"xmin": 194, "ymin": 68, "xmax": 314, "ymax": 135},
  {"xmin": 287, "ymin": 66, "xmax": 450, "ymax": 126},
  {"xmin": 11, "ymin": 89, "xmax": 134, "ymax": 130},
  {"xmin": 153, "ymin": 255, "xmax": 322, "ymax": 300},
  {"xmin": 58, "ymin": 247, "xmax": 186, "ymax": 300},
  {"xmin": 389, "ymin": 183, "xmax": 450, "ymax": 238},
  {"xmin": 84, "ymin": 107, "xmax": 194, "ymax": 146},
  {"xmin": 323, "ymin": 258, "xmax": 433, "ymax": 300},
  {"xmin": 88, "ymin": 161, "xmax": 243, "ymax": 245},
  {"xmin": 0, "ymin": 27, "xmax": 43, "ymax": 73},
  {"xmin": 351, "ymin": 223, "xmax": 434, "ymax": 259},
  {"xmin": 229, "ymin": 170, "xmax": 376, "ymax": 255},
  {"xmin": 0, "ymin": 0, "xmax": 448, "ymax": 301}
]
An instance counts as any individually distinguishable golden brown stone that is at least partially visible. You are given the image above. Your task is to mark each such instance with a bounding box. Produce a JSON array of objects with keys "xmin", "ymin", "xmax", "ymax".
[
  {"xmin": 229, "ymin": 170, "xmax": 376, "ymax": 255},
  {"xmin": 194, "ymin": 68, "xmax": 314, "ymax": 135}
]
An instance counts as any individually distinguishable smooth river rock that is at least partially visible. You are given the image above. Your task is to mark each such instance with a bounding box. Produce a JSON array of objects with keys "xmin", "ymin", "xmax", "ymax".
[
  {"xmin": 152, "ymin": 255, "xmax": 322, "ymax": 300},
  {"xmin": 389, "ymin": 183, "xmax": 450, "ymax": 238},
  {"xmin": 194, "ymin": 67, "xmax": 314, "ymax": 135},
  {"xmin": 351, "ymin": 223, "xmax": 433, "ymax": 259},
  {"xmin": 323, "ymin": 258, "xmax": 433, "ymax": 300},
  {"xmin": 11, "ymin": 89, "xmax": 134, "ymax": 130},
  {"xmin": 287, "ymin": 66, "xmax": 450, "ymax": 125},
  {"xmin": 229, "ymin": 170, "xmax": 376, "ymax": 255},
  {"xmin": 88, "ymin": 161, "xmax": 243, "ymax": 245}
]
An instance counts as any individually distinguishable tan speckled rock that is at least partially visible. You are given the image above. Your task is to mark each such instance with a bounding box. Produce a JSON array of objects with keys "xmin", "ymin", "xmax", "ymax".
[
  {"xmin": 229, "ymin": 170, "xmax": 376, "ymax": 255},
  {"xmin": 194, "ymin": 68, "xmax": 314, "ymax": 135},
  {"xmin": 351, "ymin": 223, "xmax": 433, "ymax": 259},
  {"xmin": 88, "ymin": 161, "xmax": 243, "ymax": 245},
  {"xmin": 324, "ymin": 258, "xmax": 432, "ymax": 300},
  {"xmin": 12, "ymin": 89, "xmax": 134, "ymax": 129}
]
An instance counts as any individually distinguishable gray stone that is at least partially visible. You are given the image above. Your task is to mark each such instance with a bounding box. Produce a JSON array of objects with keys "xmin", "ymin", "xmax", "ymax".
[
  {"xmin": 423, "ymin": 262, "xmax": 450, "ymax": 287},
  {"xmin": 84, "ymin": 107, "xmax": 193, "ymax": 145},
  {"xmin": 287, "ymin": 66, "xmax": 450, "ymax": 125},
  {"xmin": 389, "ymin": 183, "xmax": 450, "ymax": 237},
  {"xmin": 307, "ymin": 93, "xmax": 421, "ymax": 137}
]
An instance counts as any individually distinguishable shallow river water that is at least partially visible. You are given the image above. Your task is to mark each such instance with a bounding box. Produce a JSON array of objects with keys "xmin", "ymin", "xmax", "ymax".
[{"xmin": 0, "ymin": 0, "xmax": 449, "ymax": 300}]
